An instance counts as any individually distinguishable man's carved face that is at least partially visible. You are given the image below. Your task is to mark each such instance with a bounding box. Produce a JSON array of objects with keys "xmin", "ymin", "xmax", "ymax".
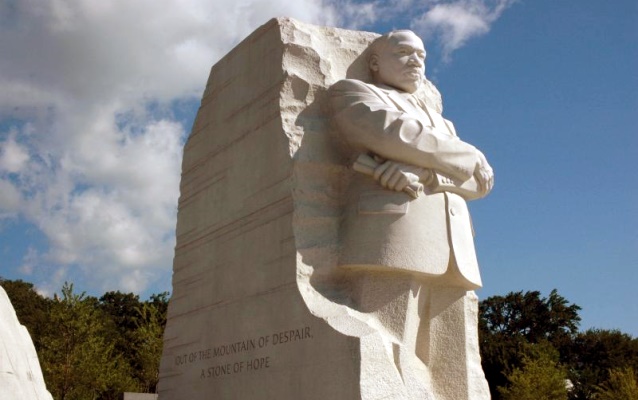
[{"xmin": 370, "ymin": 31, "xmax": 425, "ymax": 94}]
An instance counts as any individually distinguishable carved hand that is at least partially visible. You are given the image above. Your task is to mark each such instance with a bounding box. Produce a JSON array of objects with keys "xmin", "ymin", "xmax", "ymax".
[
  {"xmin": 474, "ymin": 150, "xmax": 494, "ymax": 195},
  {"xmin": 373, "ymin": 158, "xmax": 427, "ymax": 192}
]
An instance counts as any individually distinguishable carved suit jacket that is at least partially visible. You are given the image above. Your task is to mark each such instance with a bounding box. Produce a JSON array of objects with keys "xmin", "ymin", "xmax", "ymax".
[{"xmin": 329, "ymin": 79, "xmax": 483, "ymax": 289}]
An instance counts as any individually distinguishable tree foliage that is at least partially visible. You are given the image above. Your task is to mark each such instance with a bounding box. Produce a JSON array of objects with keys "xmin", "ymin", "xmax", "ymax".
[
  {"xmin": 479, "ymin": 289, "xmax": 581, "ymax": 398},
  {"xmin": 39, "ymin": 283, "xmax": 137, "ymax": 399},
  {"xmin": 565, "ymin": 329, "xmax": 638, "ymax": 399},
  {"xmin": 594, "ymin": 367, "xmax": 638, "ymax": 400},
  {"xmin": 3, "ymin": 278, "xmax": 637, "ymax": 400},
  {"xmin": 498, "ymin": 343, "xmax": 568, "ymax": 400},
  {"xmin": 0, "ymin": 278, "xmax": 169, "ymax": 399},
  {"xmin": 133, "ymin": 301, "xmax": 167, "ymax": 392},
  {"xmin": 480, "ymin": 289, "xmax": 581, "ymax": 345},
  {"xmin": 479, "ymin": 289, "xmax": 638, "ymax": 400}
]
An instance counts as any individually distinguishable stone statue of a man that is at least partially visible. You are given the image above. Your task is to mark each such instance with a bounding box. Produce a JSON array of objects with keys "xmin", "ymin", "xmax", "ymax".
[{"xmin": 329, "ymin": 30, "xmax": 493, "ymax": 399}]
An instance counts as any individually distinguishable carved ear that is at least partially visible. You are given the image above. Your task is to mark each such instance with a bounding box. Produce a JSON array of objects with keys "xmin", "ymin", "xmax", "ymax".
[{"xmin": 369, "ymin": 54, "xmax": 379, "ymax": 72}]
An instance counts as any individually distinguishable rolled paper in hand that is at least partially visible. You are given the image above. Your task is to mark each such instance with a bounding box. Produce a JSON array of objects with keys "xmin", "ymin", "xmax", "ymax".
[
  {"xmin": 353, "ymin": 153, "xmax": 484, "ymax": 201},
  {"xmin": 352, "ymin": 154, "xmax": 424, "ymax": 199}
]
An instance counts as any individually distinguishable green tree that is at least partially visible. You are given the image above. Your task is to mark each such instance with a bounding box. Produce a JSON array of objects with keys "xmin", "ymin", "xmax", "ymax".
[
  {"xmin": 99, "ymin": 291, "xmax": 142, "ymax": 335},
  {"xmin": 480, "ymin": 289, "xmax": 581, "ymax": 345},
  {"xmin": 98, "ymin": 290, "xmax": 143, "ymax": 386},
  {"xmin": 40, "ymin": 282, "xmax": 136, "ymax": 400},
  {"xmin": 2, "ymin": 278, "xmax": 170, "ymax": 398},
  {"xmin": 147, "ymin": 291, "xmax": 169, "ymax": 326},
  {"xmin": 565, "ymin": 329, "xmax": 638, "ymax": 399},
  {"xmin": 498, "ymin": 344, "xmax": 568, "ymax": 400},
  {"xmin": 96, "ymin": 290, "xmax": 170, "ymax": 394},
  {"xmin": 479, "ymin": 290, "xmax": 581, "ymax": 398},
  {"xmin": 132, "ymin": 300, "xmax": 167, "ymax": 392},
  {"xmin": 594, "ymin": 367, "xmax": 638, "ymax": 400}
]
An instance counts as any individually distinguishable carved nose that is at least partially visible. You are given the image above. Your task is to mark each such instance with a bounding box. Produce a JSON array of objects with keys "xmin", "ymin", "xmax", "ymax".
[{"xmin": 408, "ymin": 54, "xmax": 423, "ymax": 67}]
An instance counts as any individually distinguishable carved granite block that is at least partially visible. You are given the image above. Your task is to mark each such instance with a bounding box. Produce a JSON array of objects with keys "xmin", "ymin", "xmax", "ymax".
[{"xmin": 159, "ymin": 17, "xmax": 491, "ymax": 400}]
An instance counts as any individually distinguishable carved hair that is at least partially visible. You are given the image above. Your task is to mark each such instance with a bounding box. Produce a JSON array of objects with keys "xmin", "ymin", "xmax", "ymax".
[{"xmin": 368, "ymin": 30, "xmax": 420, "ymax": 61}]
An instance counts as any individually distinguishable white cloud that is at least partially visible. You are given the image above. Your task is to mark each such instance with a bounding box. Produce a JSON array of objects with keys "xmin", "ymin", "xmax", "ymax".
[
  {"xmin": 412, "ymin": 0, "xmax": 516, "ymax": 59},
  {"xmin": 0, "ymin": 0, "xmax": 343, "ymax": 294},
  {"xmin": 0, "ymin": 179, "xmax": 22, "ymax": 215},
  {"xmin": 0, "ymin": 0, "xmax": 514, "ymax": 295},
  {"xmin": 0, "ymin": 129, "xmax": 30, "ymax": 173},
  {"xmin": 338, "ymin": 2, "xmax": 378, "ymax": 28},
  {"xmin": 18, "ymin": 247, "xmax": 38, "ymax": 276}
]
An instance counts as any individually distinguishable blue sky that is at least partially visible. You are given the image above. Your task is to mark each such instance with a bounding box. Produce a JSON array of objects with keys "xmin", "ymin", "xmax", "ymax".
[{"xmin": 0, "ymin": 0, "xmax": 636, "ymax": 336}]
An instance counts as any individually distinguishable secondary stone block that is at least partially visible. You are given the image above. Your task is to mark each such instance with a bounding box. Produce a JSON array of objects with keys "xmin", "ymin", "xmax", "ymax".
[{"xmin": 0, "ymin": 287, "xmax": 53, "ymax": 400}]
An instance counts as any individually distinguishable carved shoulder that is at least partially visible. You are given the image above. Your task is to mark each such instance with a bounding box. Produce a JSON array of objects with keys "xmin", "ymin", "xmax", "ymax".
[{"xmin": 329, "ymin": 79, "xmax": 375, "ymax": 95}]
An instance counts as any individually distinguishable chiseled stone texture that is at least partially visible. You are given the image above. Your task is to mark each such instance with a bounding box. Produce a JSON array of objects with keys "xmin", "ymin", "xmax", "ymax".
[
  {"xmin": 158, "ymin": 17, "xmax": 488, "ymax": 400},
  {"xmin": 0, "ymin": 287, "xmax": 53, "ymax": 400}
]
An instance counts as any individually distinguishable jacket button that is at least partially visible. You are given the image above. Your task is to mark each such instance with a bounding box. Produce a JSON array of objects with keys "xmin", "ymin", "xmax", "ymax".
[{"xmin": 450, "ymin": 207, "xmax": 456, "ymax": 216}]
